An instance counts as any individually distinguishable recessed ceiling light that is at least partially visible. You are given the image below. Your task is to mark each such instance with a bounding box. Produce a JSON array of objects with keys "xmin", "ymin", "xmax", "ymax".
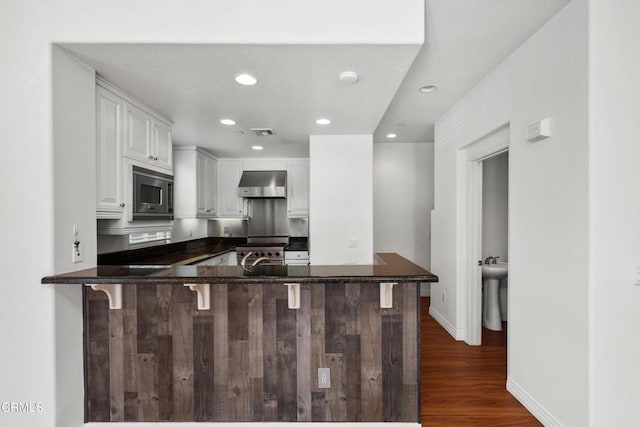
[
  {"xmin": 220, "ymin": 119, "xmax": 236, "ymax": 125},
  {"xmin": 251, "ymin": 145, "xmax": 264, "ymax": 150},
  {"xmin": 339, "ymin": 71, "xmax": 359, "ymax": 85},
  {"xmin": 315, "ymin": 118, "xmax": 331, "ymax": 125},
  {"xmin": 235, "ymin": 74, "xmax": 258, "ymax": 86},
  {"xmin": 419, "ymin": 85, "xmax": 438, "ymax": 93},
  {"xmin": 386, "ymin": 133, "xmax": 397, "ymax": 139}
]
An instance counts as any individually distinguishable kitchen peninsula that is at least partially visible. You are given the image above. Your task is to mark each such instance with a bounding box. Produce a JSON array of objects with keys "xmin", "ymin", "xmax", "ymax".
[{"xmin": 42, "ymin": 253, "xmax": 437, "ymax": 423}]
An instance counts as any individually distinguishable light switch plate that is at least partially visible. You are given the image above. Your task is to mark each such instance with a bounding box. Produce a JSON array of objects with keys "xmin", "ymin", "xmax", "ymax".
[
  {"xmin": 633, "ymin": 265, "xmax": 640, "ymax": 286},
  {"xmin": 72, "ymin": 242, "xmax": 84, "ymax": 263},
  {"xmin": 318, "ymin": 368, "xmax": 330, "ymax": 388}
]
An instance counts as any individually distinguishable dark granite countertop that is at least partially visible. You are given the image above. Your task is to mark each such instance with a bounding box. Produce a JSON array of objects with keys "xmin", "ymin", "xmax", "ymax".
[
  {"xmin": 42, "ymin": 253, "xmax": 438, "ymax": 285},
  {"xmin": 97, "ymin": 237, "xmax": 245, "ymax": 266}
]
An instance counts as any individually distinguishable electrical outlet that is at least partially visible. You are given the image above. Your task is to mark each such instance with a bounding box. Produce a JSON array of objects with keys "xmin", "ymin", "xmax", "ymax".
[
  {"xmin": 318, "ymin": 368, "xmax": 330, "ymax": 388},
  {"xmin": 442, "ymin": 291, "xmax": 446, "ymax": 303},
  {"xmin": 72, "ymin": 241, "xmax": 84, "ymax": 263},
  {"xmin": 347, "ymin": 239, "xmax": 358, "ymax": 248}
]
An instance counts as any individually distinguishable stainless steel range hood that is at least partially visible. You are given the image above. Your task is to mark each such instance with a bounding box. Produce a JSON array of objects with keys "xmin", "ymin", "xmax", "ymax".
[{"xmin": 238, "ymin": 170, "xmax": 287, "ymax": 198}]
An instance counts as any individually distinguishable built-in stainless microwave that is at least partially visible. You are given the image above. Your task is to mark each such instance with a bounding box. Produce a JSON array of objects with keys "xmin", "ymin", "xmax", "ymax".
[{"xmin": 132, "ymin": 166, "xmax": 174, "ymax": 220}]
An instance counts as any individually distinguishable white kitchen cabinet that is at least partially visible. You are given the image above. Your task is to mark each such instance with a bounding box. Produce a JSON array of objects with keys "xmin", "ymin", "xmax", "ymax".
[
  {"xmin": 152, "ymin": 120, "xmax": 173, "ymax": 171},
  {"xmin": 96, "ymin": 77, "xmax": 173, "ymax": 235},
  {"xmin": 285, "ymin": 250, "xmax": 309, "ymax": 265},
  {"xmin": 123, "ymin": 101, "xmax": 151, "ymax": 162},
  {"xmin": 217, "ymin": 159, "xmax": 245, "ymax": 217},
  {"xmin": 96, "ymin": 85, "xmax": 124, "ymax": 218},
  {"xmin": 286, "ymin": 159, "xmax": 309, "ymax": 217},
  {"xmin": 204, "ymin": 155, "xmax": 218, "ymax": 216},
  {"xmin": 173, "ymin": 147, "xmax": 217, "ymax": 218},
  {"xmin": 122, "ymin": 98, "xmax": 172, "ymax": 172},
  {"xmin": 195, "ymin": 251, "xmax": 237, "ymax": 266}
]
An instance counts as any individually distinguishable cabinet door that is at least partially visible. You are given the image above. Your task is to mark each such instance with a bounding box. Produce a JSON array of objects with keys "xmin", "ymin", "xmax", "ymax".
[
  {"xmin": 204, "ymin": 156, "xmax": 217, "ymax": 216},
  {"xmin": 196, "ymin": 154, "xmax": 207, "ymax": 216},
  {"xmin": 123, "ymin": 102, "xmax": 151, "ymax": 162},
  {"xmin": 287, "ymin": 159, "xmax": 309, "ymax": 216},
  {"xmin": 96, "ymin": 87, "xmax": 124, "ymax": 216},
  {"xmin": 217, "ymin": 160, "xmax": 244, "ymax": 217},
  {"xmin": 153, "ymin": 120, "xmax": 173, "ymax": 170}
]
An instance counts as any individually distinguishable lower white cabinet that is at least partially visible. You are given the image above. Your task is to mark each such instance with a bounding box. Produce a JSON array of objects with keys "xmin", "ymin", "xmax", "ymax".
[
  {"xmin": 285, "ymin": 251, "xmax": 309, "ymax": 265},
  {"xmin": 195, "ymin": 251, "xmax": 237, "ymax": 266},
  {"xmin": 173, "ymin": 147, "xmax": 217, "ymax": 218}
]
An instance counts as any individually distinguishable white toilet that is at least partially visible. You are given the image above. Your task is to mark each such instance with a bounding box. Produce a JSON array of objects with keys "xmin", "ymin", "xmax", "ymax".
[{"xmin": 481, "ymin": 261, "xmax": 508, "ymax": 331}]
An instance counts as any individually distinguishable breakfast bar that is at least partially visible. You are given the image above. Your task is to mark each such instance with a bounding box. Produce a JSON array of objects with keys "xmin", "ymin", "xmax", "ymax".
[{"xmin": 42, "ymin": 253, "xmax": 437, "ymax": 423}]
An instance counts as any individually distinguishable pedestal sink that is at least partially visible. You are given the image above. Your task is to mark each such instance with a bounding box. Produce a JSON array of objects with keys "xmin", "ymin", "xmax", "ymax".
[{"xmin": 482, "ymin": 262, "xmax": 508, "ymax": 331}]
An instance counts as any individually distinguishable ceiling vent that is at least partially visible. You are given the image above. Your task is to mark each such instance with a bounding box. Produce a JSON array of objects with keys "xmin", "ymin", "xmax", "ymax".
[{"xmin": 251, "ymin": 128, "xmax": 276, "ymax": 136}]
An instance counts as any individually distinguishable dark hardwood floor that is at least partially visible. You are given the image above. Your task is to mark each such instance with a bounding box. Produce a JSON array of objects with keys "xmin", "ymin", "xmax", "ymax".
[{"xmin": 421, "ymin": 297, "xmax": 541, "ymax": 426}]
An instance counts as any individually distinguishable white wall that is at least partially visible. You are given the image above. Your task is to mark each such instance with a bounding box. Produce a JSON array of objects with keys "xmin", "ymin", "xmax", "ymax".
[
  {"xmin": 589, "ymin": 0, "xmax": 640, "ymax": 425},
  {"xmin": 51, "ymin": 46, "xmax": 97, "ymax": 427},
  {"xmin": 373, "ymin": 143, "xmax": 433, "ymax": 293},
  {"xmin": 482, "ymin": 152, "xmax": 508, "ymax": 261},
  {"xmin": 171, "ymin": 218, "xmax": 209, "ymax": 243},
  {"xmin": 431, "ymin": 1, "xmax": 588, "ymax": 425},
  {"xmin": 0, "ymin": 1, "xmax": 422, "ymax": 426},
  {"xmin": 309, "ymin": 135, "xmax": 373, "ymax": 264}
]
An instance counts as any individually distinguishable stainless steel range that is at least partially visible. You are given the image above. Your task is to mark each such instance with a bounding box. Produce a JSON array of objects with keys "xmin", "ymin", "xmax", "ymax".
[
  {"xmin": 235, "ymin": 195, "xmax": 290, "ymax": 268},
  {"xmin": 235, "ymin": 238, "xmax": 288, "ymax": 267}
]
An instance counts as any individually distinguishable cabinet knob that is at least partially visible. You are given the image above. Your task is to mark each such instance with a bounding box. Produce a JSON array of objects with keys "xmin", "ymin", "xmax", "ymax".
[
  {"xmin": 148, "ymin": 155, "xmax": 153, "ymax": 159},
  {"xmin": 119, "ymin": 203, "xmax": 125, "ymax": 207},
  {"xmin": 154, "ymin": 156, "xmax": 159, "ymax": 161}
]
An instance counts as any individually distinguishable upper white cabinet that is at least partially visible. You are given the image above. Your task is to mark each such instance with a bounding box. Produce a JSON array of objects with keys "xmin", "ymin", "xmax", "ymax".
[
  {"xmin": 123, "ymin": 102, "xmax": 151, "ymax": 162},
  {"xmin": 204, "ymin": 155, "xmax": 218, "ymax": 216},
  {"xmin": 173, "ymin": 147, "xmax": 217, "ymax": 218},
  {"xmin": 152, "ymin": 120, "xmax": 173, "ymax": 170},
  {"xmin": 217, "ymin": 159, "xmax": 245, "ymax": 217},
  {"xmin": 96, "ymin": 86, "xmax": 124, "ymax": 218},
  {"xmin": 121, "ymin": 93, "xmax": 172, "ymax": 172},
  {"xmin": 95, "ymin": 77, "xmax": 174, "ymax": 234},
  {"xmin": 287, "ymin": 159, "xmax": 309, "ymax": 217}
]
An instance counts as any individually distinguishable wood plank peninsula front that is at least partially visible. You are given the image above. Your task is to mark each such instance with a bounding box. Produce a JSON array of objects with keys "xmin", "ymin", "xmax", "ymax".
[{"xmin": 42, "ymin": 253, "xmax": 437, "ymax": 423}]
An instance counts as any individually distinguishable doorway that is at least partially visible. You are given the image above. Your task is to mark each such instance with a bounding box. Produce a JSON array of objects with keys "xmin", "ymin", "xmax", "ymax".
[{"xmin": 457, "ymin": 124, "xmax": 509, "ymax": 346}]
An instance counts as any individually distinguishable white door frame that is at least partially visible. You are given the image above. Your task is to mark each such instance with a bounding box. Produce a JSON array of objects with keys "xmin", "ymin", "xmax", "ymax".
[{"xmin": 457, "ymin": 124, "xmax": 509, "ymax": 345}]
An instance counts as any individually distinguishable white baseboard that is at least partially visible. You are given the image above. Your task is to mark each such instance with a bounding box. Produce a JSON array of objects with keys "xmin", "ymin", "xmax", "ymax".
[
  {"xmin": 428, "ymin": 305, "xmax": 465, "ymax": 340},
  {"xmin": 507, "ymin": 377, "xmax": 563, "ymax": 427}
]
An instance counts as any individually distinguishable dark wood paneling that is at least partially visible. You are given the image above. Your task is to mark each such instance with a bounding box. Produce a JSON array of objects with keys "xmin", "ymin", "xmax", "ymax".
[
  {"xmin": 276, "ymin": 298, "xmax": 297, "ymax": 421},
  {"xmin": 324, "ymin": 283, "xmax": 346, "ymax": 353},
  {"xmin": 84, "ymin": 282, "xmax": 420, "ymax": 422},
  {"xmin": 382, "ymin": 314, "xmax": 403, "ymax": 421},
  {"xmin": 156, "ymin": 335, "xmax": 173, "ymax": 420},
  {"xmin": 193, "ymin": 316, "xmax": 214, "ymax": 421},
  {"xmin": 87, "ymin": 298, "xmax": 110, "ymax": 421},
  {"xmin": 345, "ymin": 334, "xmax": 362, "ymax": 421}
]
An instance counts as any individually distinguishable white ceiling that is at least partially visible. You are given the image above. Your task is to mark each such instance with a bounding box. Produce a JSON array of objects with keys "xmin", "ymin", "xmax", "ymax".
[
  {"xmin": 63, "ymin": 0, "xmax": 571, "ymax": 157},
  {"xmin": 64, "ymin": 44, "xmax": 420, "ymax": 157},
  {"xmin": 375, "ymin": 0, "xmax": 571, "ymax": 142}
]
